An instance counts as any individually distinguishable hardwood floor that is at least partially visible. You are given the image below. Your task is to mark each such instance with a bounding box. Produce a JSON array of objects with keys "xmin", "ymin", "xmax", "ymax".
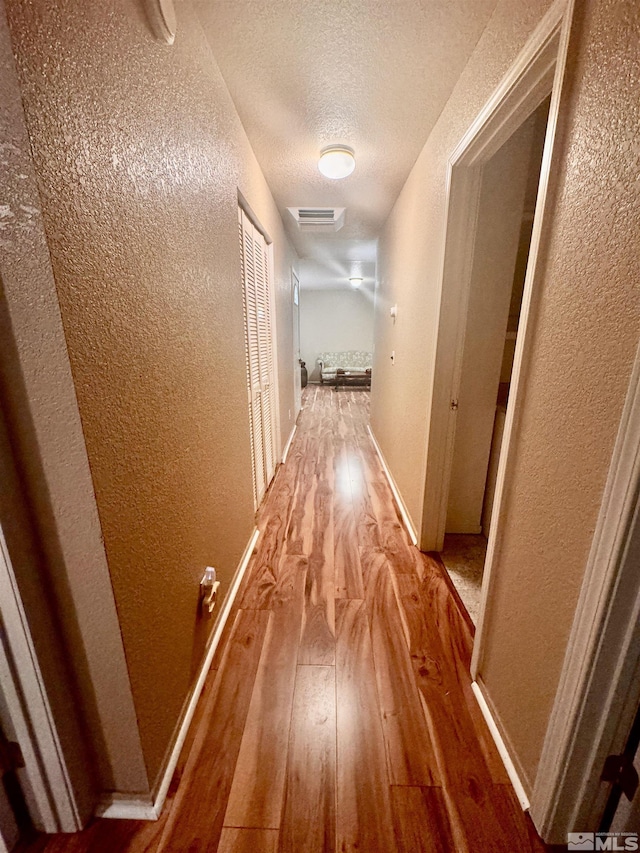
[{"xmin": 19, "ymin": 387, "xmax": 562, "ymax": 853}]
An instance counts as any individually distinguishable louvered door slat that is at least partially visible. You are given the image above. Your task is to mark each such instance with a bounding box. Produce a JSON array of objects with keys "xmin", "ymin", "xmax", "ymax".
[
  {"xmin": 255, "ymin": 235, "xmax": 275, "ymax": 484},
  {"xmin": 239, "ymin": 207, "xmax": 277, "ymax": 507},
  {"xmin": 240, "ymin": 210, "xmax": 263, "ymax": 504}
]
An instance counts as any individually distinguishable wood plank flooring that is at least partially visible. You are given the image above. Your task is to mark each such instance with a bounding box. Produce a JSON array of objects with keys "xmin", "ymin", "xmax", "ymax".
[{"xmin": 19, "ymin": 387, "xmax": 562, "ymax": 853}]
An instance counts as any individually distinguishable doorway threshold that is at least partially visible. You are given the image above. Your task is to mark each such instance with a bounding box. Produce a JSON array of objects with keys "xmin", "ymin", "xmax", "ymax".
[{"xmin": 439, "ymin": 534, "xmax": 487, "ymax": 625}]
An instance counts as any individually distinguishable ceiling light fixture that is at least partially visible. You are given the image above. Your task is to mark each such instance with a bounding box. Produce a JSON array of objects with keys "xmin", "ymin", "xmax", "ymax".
[
  {"xmin": 318, "ymin": 145, "xmax": 356, "ymax": 180},
  {"xmin": 349, "ymin": 277, "xmax": 363, "ymax": 288}
]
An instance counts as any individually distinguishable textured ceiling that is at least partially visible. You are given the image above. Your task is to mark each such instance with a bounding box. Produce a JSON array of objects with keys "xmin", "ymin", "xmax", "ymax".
[{"xmin": 196, "ymin": 0, "xmax": 498, "ymax": 288}]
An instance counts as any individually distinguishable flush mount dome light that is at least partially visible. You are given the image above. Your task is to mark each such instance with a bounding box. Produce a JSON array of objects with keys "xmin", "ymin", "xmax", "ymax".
[
  {"xmin": 349, "ymin": 277, "xmax": 363, "ymax": 288},
  {"xmin": 318, "ymin": 145, "xmax": 355, "ymax": 179}
]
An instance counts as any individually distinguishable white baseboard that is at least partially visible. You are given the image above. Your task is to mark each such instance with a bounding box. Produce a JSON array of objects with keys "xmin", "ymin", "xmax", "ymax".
[
  {"xmin": 471, "ymin": 680, "xmax": 530, "ymax": 811},
  {"xmin": 282, "ymin": 423, "xmax": 297, "ymax": 463},
  {"xmin": 96, "ymin": 527, "xmax": 261, "ymax": 821},
  {"xmin": 366, "ymin": 425, "xmax": 418, "ymax": 546}
]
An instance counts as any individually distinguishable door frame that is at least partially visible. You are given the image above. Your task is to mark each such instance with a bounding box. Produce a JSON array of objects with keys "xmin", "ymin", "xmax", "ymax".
[
  {"xmin": 0, "ymin": 524, "xmax": 82, "ymax": 833},
  {"xmin": 420, "ymin": 0, "xmax": 573, "ymax": 556},
  {"xmin": 419, "ymin": 1, "xmax": 640, "ymax": 840},
  {"xmin": 418, "ymin": 0, "xmax": 577, "ymax": 688}
]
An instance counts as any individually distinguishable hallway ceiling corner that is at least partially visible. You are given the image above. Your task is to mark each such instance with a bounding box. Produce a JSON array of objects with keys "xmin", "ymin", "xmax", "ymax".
[{"xmin": 195, "ymin": 0, "xmax": 498, "ymax": 289}]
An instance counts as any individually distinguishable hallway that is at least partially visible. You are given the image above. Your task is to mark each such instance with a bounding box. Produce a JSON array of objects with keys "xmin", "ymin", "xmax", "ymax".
[
  {"xmin": 19, "ymin": 387, "xmax": 556, "ymax": 853},
  {"xmin": 1, "ymin": 2, "xmax": 638, "ymax": 847}
]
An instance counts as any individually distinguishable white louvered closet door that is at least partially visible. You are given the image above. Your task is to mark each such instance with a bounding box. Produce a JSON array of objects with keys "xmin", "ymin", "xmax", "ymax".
[{"xmin": 239, "ymin": 208, "xmax": 277, "ymax": 507}]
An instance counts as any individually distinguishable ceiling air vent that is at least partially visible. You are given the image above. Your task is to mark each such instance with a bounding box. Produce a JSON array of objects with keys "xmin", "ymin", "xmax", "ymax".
[{"xmin": 287, "ymin": 207, "xmax": 346, "ymax": 232}]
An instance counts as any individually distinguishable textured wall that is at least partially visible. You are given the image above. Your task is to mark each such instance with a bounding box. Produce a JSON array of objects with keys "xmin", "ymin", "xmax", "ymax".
[
  {"xmin": 372, "ymin": 0, "xmax": 640, "ymax": 789},
  {"xmin": 299, "ymin": 288, "xmax": 375, "ymax": 382},
  {"xmin": 0, "ymin": 1, "xmax": 148, "ymax": 797},
  {"xmin": 372, "ymin": 0, "xmax": 555, "ymax": 531},
  {"xmin": 5, "ymin": 0, "xmax": 297, "ymax": 787},
  {"xmin": 479, "ymin": 0, "xmax": 640, "ymax": 785}
]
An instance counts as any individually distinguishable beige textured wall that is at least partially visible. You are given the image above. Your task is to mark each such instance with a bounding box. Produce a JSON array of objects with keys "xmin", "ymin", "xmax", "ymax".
[
  {"xmin": 5, "ymin": 0, "xmax": 297, "ymax": 787},
  {"xmin": 479, "ymin": 0, "xmax": 640, "ymax": 786},
  {"xmin": 299, "ymin": 288, "xmax": 375, "ymax": 382},
  {"xmin": 372, "ymin": 0, "xmax": 640, "ymax": 789},
  {"xmin": 371, "ymin": 0, "xmax": 555, "ymax": 530},
  {"xmin": 0, "ymin": 1, "xmax": 148, "ymax": 797}
]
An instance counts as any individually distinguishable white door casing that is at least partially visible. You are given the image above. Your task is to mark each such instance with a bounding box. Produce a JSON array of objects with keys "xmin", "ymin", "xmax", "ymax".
[
  {"xmin": 0, "ymin": 523, "xmax": 81, "ymax": 833},
  {"xmin": 414, "ymin": 0, "xmax": 577, "ymax": 702},
  {"xmin": 420, "ymin": 0, "xmax": 571, "ymax": 556}
]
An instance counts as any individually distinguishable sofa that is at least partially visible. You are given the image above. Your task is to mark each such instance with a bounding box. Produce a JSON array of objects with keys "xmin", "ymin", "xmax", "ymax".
[{"xmin": 317, "ymin": 351, "xmax": 373, "ymax": 386}]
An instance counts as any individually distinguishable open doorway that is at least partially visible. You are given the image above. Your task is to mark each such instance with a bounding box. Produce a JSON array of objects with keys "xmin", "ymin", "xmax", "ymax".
[
  {"xmin": 298, "ymin": 285, "xmax": 375, "ymax": 388},
  {"xmin": 439, "ymin": 97, "xmax": 550, "ymax": 623}
]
